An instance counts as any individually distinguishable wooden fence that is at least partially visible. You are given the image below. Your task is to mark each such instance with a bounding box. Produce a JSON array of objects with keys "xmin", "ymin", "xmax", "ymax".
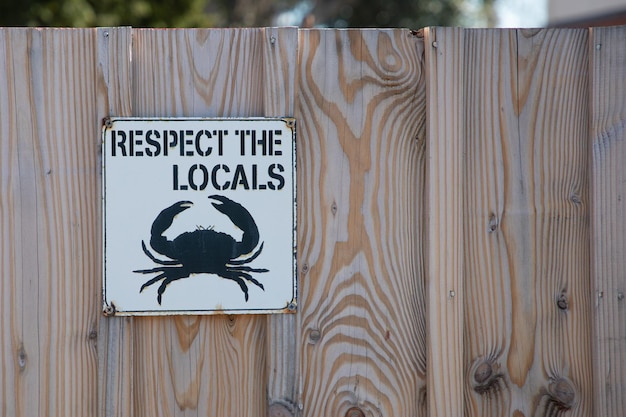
[{"xmin": 0, "ymin": 25, "xmax": 624, "ymax": 417}]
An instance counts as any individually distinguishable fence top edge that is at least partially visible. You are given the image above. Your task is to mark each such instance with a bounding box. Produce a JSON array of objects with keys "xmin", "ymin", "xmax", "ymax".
[{"xmin": 2, "ymin": 24, "xmax": 624, "ymax": 34}]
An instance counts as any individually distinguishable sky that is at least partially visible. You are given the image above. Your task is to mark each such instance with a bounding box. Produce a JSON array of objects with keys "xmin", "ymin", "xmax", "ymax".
[
  {"xmin": 276, "ymin": 0, "xmax": 549, "ymax": 28},
  {"xmin": 496, "ymin": 0, "xmax": 547, "ymax": 27}
]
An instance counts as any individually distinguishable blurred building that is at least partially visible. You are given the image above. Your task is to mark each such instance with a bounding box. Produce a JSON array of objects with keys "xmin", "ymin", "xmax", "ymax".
[{"xmin": 549, "ymin": 0, "xmax": 626, "ymax": 26}]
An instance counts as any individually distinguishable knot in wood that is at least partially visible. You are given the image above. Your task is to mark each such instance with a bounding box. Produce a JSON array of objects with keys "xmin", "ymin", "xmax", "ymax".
[
  {"xmin": 17, "ymin": 343, "xmax": 27, "ymax": 372},
  {"xmin": 549, "ymin": 378, "xmax": 576, "ymax": 409},
  {"xmin": 474, "ymin": 362, "xmax": 493, "ymax": 384},
  {"xmin": 472, "ymin": 357, "xmax": 502, "ymax": 395},
  {"xmin": 345, "ymin": 407, "xmax": 365, "ymax": 417},
  {"xmin": 268, "ymin": 403, "xmax": 294, "ymax": 417},
  {"xmin": 487, "ymin": 213, "xmax": 498, "ymax": 233},
  {"xmin": 556, "ymin": 293, "xmax": 568, "ymax": 310}
]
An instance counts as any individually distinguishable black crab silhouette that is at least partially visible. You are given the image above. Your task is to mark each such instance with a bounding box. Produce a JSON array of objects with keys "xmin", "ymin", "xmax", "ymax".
[{"xmin": 133, "ymin": 194, "xmax": 268, "ymax": 304}]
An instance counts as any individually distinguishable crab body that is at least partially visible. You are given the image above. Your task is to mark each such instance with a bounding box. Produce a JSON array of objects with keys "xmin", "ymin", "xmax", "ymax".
[
  {"xmin": 134, "ymin": 194, "xmax": 268, "ymax": 304},
  {"xmin": 158, "ymin": 229, "xmax": 239, "ymax": 271}
]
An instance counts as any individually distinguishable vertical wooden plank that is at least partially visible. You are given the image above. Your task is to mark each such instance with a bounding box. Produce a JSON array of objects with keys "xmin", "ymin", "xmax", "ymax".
[
  {"xmin": 462, "ymin": 28, "xmax": 592, "ymax": 416},
  {"xmin": 0, "ymin": 28, "xmax": 100, "ymax": 416},
  {"xmin": 462, "ymin": 29, "xmax": 518, "ymax": 417},
  {"xmin": 263, "ymin": 27, "xmax": 302, "ymax": 417},
  {"xmin": 121, "ymin": 28, "xmax": 276, "ymax": 416},
  {"xmin": 0, "ymin": 28, "xmax": 22, "ymax": 417},
  {"xmin": 423, "ymin": 26, "xmax": 465, "ymax": 417},
  {"xmin": 296, "ymin": 29, "xmax": 427, "ymax": 417},
  {"xmin": 513, "ymin": 28, "xmax": 592, "ymax": 416},
  {"xmin": 590, "ymin": 25, "xmax": 626, "ymax": 417},
  {"xmin": 0, "ymin": 27, "xmax": 31, "ymax": 417},
  {"xmin": 96, "ymin": 26, "xmax": 134, "ymax": 417},
  {"xmin": 262, "ymin": 27, "xmax": 298, "ymax": 116}
]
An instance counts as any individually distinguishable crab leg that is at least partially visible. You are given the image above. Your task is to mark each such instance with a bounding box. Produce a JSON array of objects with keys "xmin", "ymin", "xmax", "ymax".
[
  {"xmin": 140, "ymin": 241, "xmax": 179, "ymax": 265},
  {"xmin": 135, "ymin": 266, "xmax": 185, "ymax": 292},
  {"xmin": 219, "ymin": 269, "xmax": 253, "ymax": 301},
  {"xmin": 139, "ymin": 272, "xmax": 167, "ymax": 292},
  {"xmin": 227, "ymin": 269, "xmax": 265, "ymax": 291},
  {"xmin": 134, "ymin": 267, "xmax": 167, "ymax": 274},
  {"xmin": 226, "ymin": 265, "xmax": 269, "ymax": 274},
  {"xmin": 156, "ymin": 271, "xmax": 189, "ymax": 304}
]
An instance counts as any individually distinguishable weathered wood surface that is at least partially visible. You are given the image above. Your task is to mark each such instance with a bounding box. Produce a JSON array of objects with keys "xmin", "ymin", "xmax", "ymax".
[
  {"xmin": 296, "ymin": 29, "xmax": 428, "ymax": 417},
  {"xmin": 262, "ymin": 27, "xmax": 301, "ymax": 417},
  {"xmin": 96, "ymin": 27, "xmax": 134, "ymax": 417},
  {"xmin": 462, "ymin": 28, "xmax": 593, "ymax": 416},
  {"xmin": 116, "ymin": 28, "xmax": 296, "ymax": 417},
  {"xmin": 425, "ymin": 27, "xmax": 594, "ymax": 416},
  {"xmin": 1, "ymin": 25, "xmax": 626, "ymax": 417},
  {"xmin": 590, "ymin": 25, "xmax": 626, "ymax": 417},
  {"xmin": 0, "ymin": 28, "xmax": 101, "ymax": 416},
  {"xmin": 423, "ymin": 27, "xmax": 466, "ymax": 417}
]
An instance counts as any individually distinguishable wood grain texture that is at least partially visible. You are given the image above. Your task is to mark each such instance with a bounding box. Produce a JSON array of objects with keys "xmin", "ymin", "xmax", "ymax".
[
  {"xmin": 460, "ymin": 29, "xmax": 592, "ymax": 416},
  {"xmin": 96, "ymin": 27, "xmax": 134, "ymax": 417},
  {"xmin": 114, "ymin": 28, "xmax": 293, "ymax": 416},
  {"xmin": 263, "ymin": 27, "xmax": 301, "ymax": 416},
  {"xmin": 423, "ymin": 26, "xmax": 466, "ymax": 417},
  {"xmin": 589, "ymin": 25, "xmax": 626, "ymax": 417},
  {"xmin": 3, "ymin": 26, "xmax": 625, "ymax": 417},
  {"xmin": 133, "ymin": 28, "xmax": 267, "ymax": 117},
  {"xmin": 296, "ymin": 29, "xmax": 427, "ymax": 417},
  {"xmin": 0, "ymin": 28, "xmax": 100, "ymax": 416}
]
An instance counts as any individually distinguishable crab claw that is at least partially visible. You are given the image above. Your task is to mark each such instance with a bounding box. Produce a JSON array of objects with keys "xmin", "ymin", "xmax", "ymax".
[
  {"xmin": 208, "ymin": 195, "xmax": 260, "ymax": 256},
  {"xmin": 150, "ymin": 201, "xmax": 193, "ymax": 255}
]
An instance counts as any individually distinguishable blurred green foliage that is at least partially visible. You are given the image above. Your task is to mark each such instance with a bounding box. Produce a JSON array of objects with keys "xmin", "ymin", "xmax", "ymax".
[
  {"xmin": 307, "ymin": 0, "xmax": 464, "ymax": 28},
  {"xmin": 1, "ymin": 0, "xmax": 223, "ymax": 26},
  {"xmin": 0, "ymin": 0, "xmax": 493, "ymax": 28}
]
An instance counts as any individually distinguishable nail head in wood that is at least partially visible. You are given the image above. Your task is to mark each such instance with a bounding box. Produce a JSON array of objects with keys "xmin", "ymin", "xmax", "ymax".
[
  {"xmin": 309, "ymin": 329, "xmax": 321, "ymax": 342},
  {"xmin": 103, "ymin": 303, "xmax": 116, "ymax": 316}
]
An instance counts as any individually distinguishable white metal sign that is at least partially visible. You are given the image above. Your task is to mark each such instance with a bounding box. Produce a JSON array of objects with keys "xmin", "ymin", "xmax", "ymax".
[{"xmin": 102, "ymin": 118, "xmax": 296, "ymax": 315}]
